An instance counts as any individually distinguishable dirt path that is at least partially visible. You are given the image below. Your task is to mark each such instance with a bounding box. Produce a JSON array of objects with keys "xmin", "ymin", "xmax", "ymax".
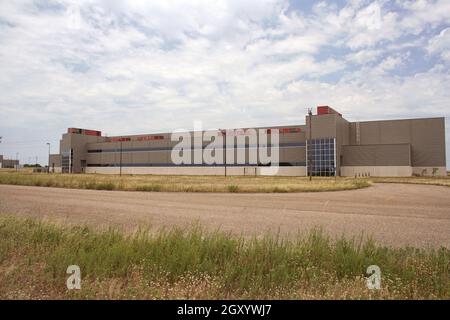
[{"xmin": 0, "ymin": 183, "xmax": 449, "ymax": 248}]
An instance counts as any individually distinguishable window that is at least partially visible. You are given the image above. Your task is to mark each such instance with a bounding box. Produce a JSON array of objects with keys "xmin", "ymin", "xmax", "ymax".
[
  {"xmin": 61, "ymin": 149, "xmax": 73, "ymax": 173},
  {"xmin": 306, "ymin": 138, "xmax": 336, "ymax": 176}
]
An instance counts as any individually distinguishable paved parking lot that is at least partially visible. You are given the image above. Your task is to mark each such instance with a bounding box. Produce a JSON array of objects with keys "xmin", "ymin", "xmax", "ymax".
[{"xmin": 0, "ymin": 183, "xmax": 449, "ymax": 247}]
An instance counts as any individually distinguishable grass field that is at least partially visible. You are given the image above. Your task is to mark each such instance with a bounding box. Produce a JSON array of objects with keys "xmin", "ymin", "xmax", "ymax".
[
  {"xmin": 0, "ymin": 171, "xmax": 371, "ymax": 193},
  {"xmin": 370, "ymin": 176, "xmax": 450, "ymax": 188},
  {"xmin": 0, "ymin": 216, "xmax": 448, "ymax": 299},
  {"xmin": 0, "ymin": 170, "xmax": 449, "ymax": 193}
]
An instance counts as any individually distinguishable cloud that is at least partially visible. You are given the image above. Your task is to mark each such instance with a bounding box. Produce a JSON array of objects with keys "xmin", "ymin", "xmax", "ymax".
[
  {"xmin": 428, "ymin": 27, "xmax": 450, "ymax": 61},
  {"xmin": 399, "ymin": 0, "xmax": 450, "ymax": 34},
  {"xmin": 0, "ymin": 0, "xmax": 449, "ymax": 167}
]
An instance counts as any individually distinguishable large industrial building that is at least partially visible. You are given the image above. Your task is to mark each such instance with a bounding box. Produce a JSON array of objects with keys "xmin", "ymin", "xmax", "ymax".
[{"xmin": 49, "ymin": 106, "xmax": 447, "ymax": 177}]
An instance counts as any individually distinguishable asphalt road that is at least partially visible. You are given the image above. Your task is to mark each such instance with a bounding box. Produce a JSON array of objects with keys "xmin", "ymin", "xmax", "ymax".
[{"xmin": 0, "ymin": 183, "xmax": 449, "ymax": 248}]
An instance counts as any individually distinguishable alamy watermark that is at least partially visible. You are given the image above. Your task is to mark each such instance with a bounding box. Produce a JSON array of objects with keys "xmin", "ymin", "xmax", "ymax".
[
  {"xmin": 366, "ymin": 265, "xmax": 381, "ymax": 290},
  {"xmin": 66, "ymin": 265, "xmax": 81, "ymax": 290},
  {"xmin": 170, "ymin": 121, "xmax": 280, "ymax": 174},
  {"xmin": 65, "ymin": 264, "xmax": 382, "ymax": 291}
]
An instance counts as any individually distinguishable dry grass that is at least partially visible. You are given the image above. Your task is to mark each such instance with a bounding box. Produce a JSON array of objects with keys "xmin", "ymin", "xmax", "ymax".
[
  {"xmin": 1, "ymin": 171, "xmax": 449, "ymax": 194},
  {"xmin": 369, "ymin": 176, "xmax": 450, "ymax": 188},
  {"xmin": 0, "ymin": 216, "xmax": 448, "ymax": 300},
  {"xmin": 0, "ymin": 172, "xmax": 370, "ymax": 193}
]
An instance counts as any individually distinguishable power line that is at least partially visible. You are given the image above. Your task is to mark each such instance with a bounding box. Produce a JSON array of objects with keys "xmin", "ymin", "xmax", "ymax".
[{"xmin": 0, "ymin": 139, "xmax": 59, "ymax": 144}]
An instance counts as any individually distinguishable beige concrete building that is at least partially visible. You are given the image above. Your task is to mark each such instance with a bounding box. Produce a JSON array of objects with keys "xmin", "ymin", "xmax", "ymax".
[
  {"xmin": 0, "ymin": 155, "xmax": 19, "ymax": 169},
  {"xmin": 49, "ymin": 106, "xmax": 446, "ymax": 177}
]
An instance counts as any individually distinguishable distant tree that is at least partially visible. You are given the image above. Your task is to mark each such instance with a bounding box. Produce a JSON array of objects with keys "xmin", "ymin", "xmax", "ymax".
[{"xmin": 23, "ymin": 164, "xmax": 42, "ymax": 168}]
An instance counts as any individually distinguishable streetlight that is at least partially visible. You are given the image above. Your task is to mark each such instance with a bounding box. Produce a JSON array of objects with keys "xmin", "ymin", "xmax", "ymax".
[
  {"xmin": 47, "ymin": 142, "xmax": 51, "ymax": 174},
  {"xmin": 308, "ymin": 108, "xmax": 313, "ymax": 181}
]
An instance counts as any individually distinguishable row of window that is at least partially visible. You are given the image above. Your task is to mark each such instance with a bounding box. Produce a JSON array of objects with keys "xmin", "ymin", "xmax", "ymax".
[
  {"xmin": 307, "ymin": 138, "xmax": 336, "ymax": 177},
  {"xmin": 86, "ymin": 162, "xmax": 307, "ymax": 167},
  {"xmin": 87, "ymin": 143, "xmax": 306, "ymax": 153}
]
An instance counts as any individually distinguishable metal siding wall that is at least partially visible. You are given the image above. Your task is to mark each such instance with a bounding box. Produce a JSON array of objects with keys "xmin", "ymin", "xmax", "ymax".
[
  {"xmin": 359, "ymin": 121, "xmax": 380, "ymax": 145},
  {"xmin": 356, "ymin": 118, "xmax": 445, "ymax": 167},
  {"xmin": 149, "ymin": 151, "xmax": 171, "ymax": 164},
  {"xmin": 379, "ymin": 120, "xmax": 410, "ymax": 144},
  {"xmin": 307, "ymin": 114, "xmax": 337, "ymax": 139},
  {"xmin": 348, "ymin": 123, "xmax": 357, "ymax": 145},
  {"xmin": 280, "ymin": 132, "xmax": 304, "ymax": 144},
  {"xmin": 132, "ymin": 152, "xmax": 150, "ymax": 163},
  {"xmin": 411, "ymin": 118, "xmax": 446, "ymax": 167},
  {"xmin": 101, "ymin": 153, "xmax": 118, "ymax": 164},
  {"xmin": 86, "ymin": 153, "xmax": 102, "ymax": 164},
  {"xmin": 335, "ymin": 115, "xmax": 350, "ymax": 175},
  {"xmin": 342, "ymin": 144, "xmax": 411, "ymax": 166},
  {"xmin": 120, "ymin": 152, "xmax": 133, "ymax": 164},
  {"xmin": 280, "ymin": 147, "xmax": 306, "ymax": 164}
]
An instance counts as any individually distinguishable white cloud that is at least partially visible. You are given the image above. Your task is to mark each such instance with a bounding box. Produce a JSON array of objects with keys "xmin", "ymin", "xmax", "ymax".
[
  {"xmin": 399, "ymin": 0, "xmax": 450, "ymax": 34},
  {"xmin": 428, "ymin": 27, "xmax": 450, "ymax": 62},
  {"xmin": 346, "ymin": 48, "xmax": 383, "ymax": 65},
  {"xmin": 372, "ymin": 54, "xmax": 405, "ymax": 74},
  {"xmin": 0, "ymin": 0, "xmax": 449, "ymax": 166}
]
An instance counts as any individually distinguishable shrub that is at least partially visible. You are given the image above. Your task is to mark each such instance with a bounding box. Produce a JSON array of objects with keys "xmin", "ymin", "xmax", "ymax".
[
  {"xmin": 136, "ymin": 184, "xmax": 162, "ymax": 192},
  {"xmin": 95, "ymin": 182, "xmax": 115, "ymax": 190}
]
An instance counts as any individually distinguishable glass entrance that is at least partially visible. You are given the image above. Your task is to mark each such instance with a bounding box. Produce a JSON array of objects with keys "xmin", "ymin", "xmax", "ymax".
[
  {"xmin": 61, "ymin": 149, "xmax": 73, "ymax": 173},
  {"xmin": 306, "ymin": 138, "xmax": 336, "ymax": 176}
]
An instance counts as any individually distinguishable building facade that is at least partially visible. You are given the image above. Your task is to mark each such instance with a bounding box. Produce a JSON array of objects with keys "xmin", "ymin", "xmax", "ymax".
[
  {"xmin": 0, "ymin": 155, "xmax": 19, "ymax": 169},
  {"xmin": 49, "ymin": 106, "xmax": 447, "ymax": 177}
]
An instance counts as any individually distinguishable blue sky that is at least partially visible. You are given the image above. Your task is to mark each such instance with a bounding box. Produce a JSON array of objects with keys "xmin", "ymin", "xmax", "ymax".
[{"xmin": 0, "ymin": 0, "xmax": 449, "ymax": 167}]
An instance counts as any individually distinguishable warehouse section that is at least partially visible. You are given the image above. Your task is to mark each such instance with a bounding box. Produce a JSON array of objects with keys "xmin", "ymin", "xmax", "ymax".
[
  {"xmin": 49, "ymin": 106, "xmax": 446, "ymax": 177},
  {"xmin": 0, "ymin": 155, "xmax": 19, "ymax": 169}
]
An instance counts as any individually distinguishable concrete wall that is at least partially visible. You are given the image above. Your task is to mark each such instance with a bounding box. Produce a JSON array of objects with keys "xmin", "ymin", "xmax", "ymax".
[
  {"xmin": 60, "ymin": 132, "xmax": 105, "ymax": 173},
  {"xmin": 412, "ymin": 166, "xmax": 447, "ymax": 177},
  {"xmin": 49, "ymin": 154, "xmax": 61, "ymax": 167},
  {"xmin": 340, "ymin": 166, "xmax": 413, "ymax": 177},
  {"xmin": 86, "ymin": 166, "xmax": 307, "ymax": 176}
]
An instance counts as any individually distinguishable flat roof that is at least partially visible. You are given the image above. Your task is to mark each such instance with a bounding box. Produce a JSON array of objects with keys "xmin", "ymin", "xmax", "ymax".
[{"xmin": 349, "ymin": 116, "xmax": 445, "ymax": 124}]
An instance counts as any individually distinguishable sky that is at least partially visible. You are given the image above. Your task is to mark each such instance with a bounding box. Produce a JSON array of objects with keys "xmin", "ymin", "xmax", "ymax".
[{"xmin": 0, "ymin": 0, "xmax": 449, "ymax": 167}]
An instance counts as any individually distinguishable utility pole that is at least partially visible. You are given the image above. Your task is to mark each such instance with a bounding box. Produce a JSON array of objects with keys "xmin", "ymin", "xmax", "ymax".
[
  {"xmin": 119, "ymin": 140, "xmax": 123, "ymax": 177},
  {"xmin": 16, "ymin": 152, "xmax": 19, "ymax": 172},
  {"xmin": 308, "ymin": 108, "xmax": 313, "ymax": 181},
  {"xmin": 47, "ymin": 142, "xmax": 51, "ymax": 173}
]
